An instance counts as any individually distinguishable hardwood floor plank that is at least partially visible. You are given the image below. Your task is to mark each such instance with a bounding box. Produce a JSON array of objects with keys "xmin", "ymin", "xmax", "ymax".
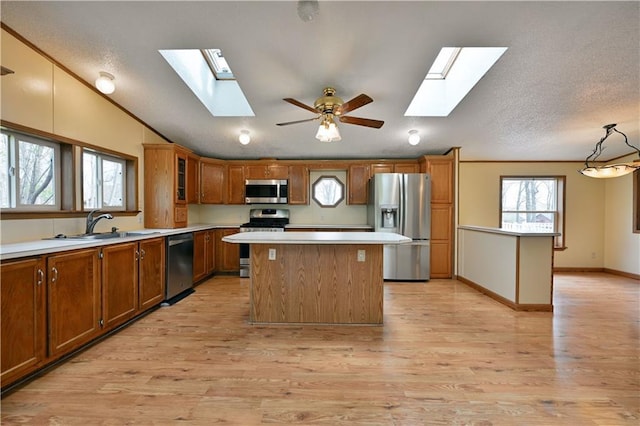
[{"xmin": 2, "ymin": 273, "xmax": 638, "ymax": 424}]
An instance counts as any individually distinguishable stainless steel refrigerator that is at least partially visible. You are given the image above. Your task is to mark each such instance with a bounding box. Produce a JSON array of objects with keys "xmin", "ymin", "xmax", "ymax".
[{"xmin": 367, "ymin": 173, "xmax": 431, "ymax": 280}]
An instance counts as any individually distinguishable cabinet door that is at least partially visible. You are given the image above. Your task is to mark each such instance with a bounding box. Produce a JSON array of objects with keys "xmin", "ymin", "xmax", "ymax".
[
  {"xmin": 205, "ymin": 231, "xmax": 216, "ymax": 275},
  {"xmin": 370, "ymin": 163, "xmax": 393, "ymax": 175},
  {"xmin": 430, "ymin": 241, "xmax": 452, "ymax": 279},
  {"xmin": 193, "ymin": 230, "xmax": 208, "ymax": 282},
  {"xmin": 1, "ymin": 258, "xmax": 47, "ymax": 386},
  {"xmin": 139, "ymin": 237, "xmax": 166, "ymax": 311},
  {"xmin": 227, "ymin": 165, "xmax": 245, "ymax": 204},
  {"xmin": 186, "ymin": 153, "xmax": 200, "ymax": 204},
  {"xmin": 348, "ymin": 164, "xmax": 370, "ymax": 205},
  {"xmin": 48, "ymin": 248, "xmax": 101, "ymax": 357},
  {"xmin": 200, "ymin": 161, "xmax": 226, "ymax": 204},
  {"xmin": 394, "ymin": 162, "xmax": 420, "ymax": 173},
  {"xmin": 288, "ymin": 165, "xmax": 309, "ymax": 205},
  {"xmin": 215, "ymin": 229, "xmax": 240, "ymax": 272},
  {"xmin": 267, "ymin": 164, "xmax": 289, "ymax": 179},
  {"xmin": 426, "ymin": 159, "xmax": 454, "ymax": 204},
  {"xmin": 175, "ymin": 151, "xmax": 187, "ymax": 204},
  {"xmin": 102, "ymin": 243, "xmax": 139, "ymax": 330}
]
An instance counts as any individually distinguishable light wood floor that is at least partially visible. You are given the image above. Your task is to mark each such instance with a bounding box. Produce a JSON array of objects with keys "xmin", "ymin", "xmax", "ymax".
[{"xmin": 2, "ymin": 272, "xmax": 638, "ymax": 425}]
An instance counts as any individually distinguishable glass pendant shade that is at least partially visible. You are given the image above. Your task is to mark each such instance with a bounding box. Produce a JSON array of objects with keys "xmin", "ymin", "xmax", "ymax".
[{"xmin": 315, "ymin": 116, "xmax": 341, "ymax": 142}]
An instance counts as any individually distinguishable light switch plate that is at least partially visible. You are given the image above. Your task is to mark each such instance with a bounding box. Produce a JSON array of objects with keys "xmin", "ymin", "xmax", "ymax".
[
  {"xmin": 268, "ymin": 248, "xmax": 277, "ymax": 260},
  {"xmin": 357, "ymin": 249, "xmax": 366, "ymax": 262}
]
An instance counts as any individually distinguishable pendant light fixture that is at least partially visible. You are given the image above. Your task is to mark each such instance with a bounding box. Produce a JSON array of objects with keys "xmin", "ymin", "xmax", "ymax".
[
  {"xmin": 95, "ymin": 71, "xmax": 115, "ymax": 94},
  {"xmin": 579, "ymin": 124, "xmax": 640, "ymax": 178}
]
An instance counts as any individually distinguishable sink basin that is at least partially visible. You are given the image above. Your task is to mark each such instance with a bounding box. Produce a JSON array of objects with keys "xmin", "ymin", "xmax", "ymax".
[{"xmin": 48, "ymin": 231, "xmax": 160, "ymax": 240}]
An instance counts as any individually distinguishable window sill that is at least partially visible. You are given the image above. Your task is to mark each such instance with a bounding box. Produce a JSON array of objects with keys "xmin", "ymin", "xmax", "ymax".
[{"xmin": 0, "ymin": 210, "xmax": 141, "ymax": 220}]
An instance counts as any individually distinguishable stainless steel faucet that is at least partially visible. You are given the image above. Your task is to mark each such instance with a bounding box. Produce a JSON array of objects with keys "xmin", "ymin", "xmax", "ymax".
[{"xmin": 85, "ymin": 209, "xmax": 114, "ymax": 234}]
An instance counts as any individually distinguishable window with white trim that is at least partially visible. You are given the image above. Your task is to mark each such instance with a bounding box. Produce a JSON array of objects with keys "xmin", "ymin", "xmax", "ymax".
[
  {"xmin": 83, "ymin": 149, "xmax": 126, "ymax": 210},
  {"xmin": 0, "ymin": 130, "xmax": 61, "ymax": 210},
  {"xmin": 500, "ymin": 176, "xmax": 565, "ymax": 249}
]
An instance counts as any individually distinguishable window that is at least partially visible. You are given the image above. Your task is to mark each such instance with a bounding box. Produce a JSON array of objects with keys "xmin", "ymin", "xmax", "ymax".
[
  {"xmin": 312, "ymin": 175, "xmax": 345, "ymax": 208},
  {"xmin": 83, "ymin": 149, "xmax": 126, "ymax": 210},
  {"xmin": 0, "ymin": 130, "xmax": 61, "ymax": 210},
  {"xmin": 500, "ymin": 176, "xmax": 566, "ymax": 248}
]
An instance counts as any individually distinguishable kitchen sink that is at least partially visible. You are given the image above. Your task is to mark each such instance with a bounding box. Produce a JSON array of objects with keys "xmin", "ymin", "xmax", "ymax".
[{"xmin": 47, "ymin": 231, "xmax": 160, "ymax": 240}]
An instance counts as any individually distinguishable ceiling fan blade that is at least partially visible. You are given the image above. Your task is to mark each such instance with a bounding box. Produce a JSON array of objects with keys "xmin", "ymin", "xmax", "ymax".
[
  {"xmin": 339, "ymin": 115, "xmax": 384, "ymax": 129},
  {"xmin": 283, "ymin": 98, "xmax": 318, "ymax": 114},
  {"xmin": 336, "ymin": 94, "xmax": 373, "ymax": 115},
  {"xmin": 276, "ymin": 116, "xmax": 320, "ymax": 126}
]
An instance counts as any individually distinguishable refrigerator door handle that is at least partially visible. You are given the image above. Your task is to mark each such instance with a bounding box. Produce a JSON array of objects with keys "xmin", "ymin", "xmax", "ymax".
[{"xmin": 399, "ymin": 174, "xmax": 405, "ymax": 234}]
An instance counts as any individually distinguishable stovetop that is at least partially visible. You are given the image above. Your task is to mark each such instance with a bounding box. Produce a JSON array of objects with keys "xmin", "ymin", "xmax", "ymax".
[{"xmin": 241, "ymin": 208, "xmax": 290, "ymax": 228}]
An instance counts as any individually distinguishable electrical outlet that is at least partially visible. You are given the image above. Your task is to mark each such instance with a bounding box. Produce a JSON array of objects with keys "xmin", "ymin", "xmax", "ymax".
[
  {"xmin": 357, "ymin": 250, "xmax": 366, "ymax": 262},
  {"xmin": 268, "ymin": 248, "xmax": 277, "ymax": 260}
]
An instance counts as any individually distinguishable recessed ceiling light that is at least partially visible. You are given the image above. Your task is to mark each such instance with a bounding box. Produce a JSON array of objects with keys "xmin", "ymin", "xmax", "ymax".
[{"xmin": 405, "ymin": 47, "xmax": 508, "ymax": 117}]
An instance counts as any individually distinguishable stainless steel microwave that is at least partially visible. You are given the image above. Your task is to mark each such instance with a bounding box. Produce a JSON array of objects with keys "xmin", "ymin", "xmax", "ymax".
[{"xmin": 245, "ymin": 179, "xmax": 288, "ymax": 204}]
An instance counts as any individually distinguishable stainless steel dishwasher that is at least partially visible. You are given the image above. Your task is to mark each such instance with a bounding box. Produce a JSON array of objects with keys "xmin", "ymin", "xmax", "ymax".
[{"xmin": 164, "ymin": 232, "xmax": 194, "ymax": 304}]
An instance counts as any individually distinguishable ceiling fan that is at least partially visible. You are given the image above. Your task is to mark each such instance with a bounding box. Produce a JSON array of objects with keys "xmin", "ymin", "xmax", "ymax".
[{"xmin": 276, "ymin": 87, "xmax": 384, "ymax": 142}]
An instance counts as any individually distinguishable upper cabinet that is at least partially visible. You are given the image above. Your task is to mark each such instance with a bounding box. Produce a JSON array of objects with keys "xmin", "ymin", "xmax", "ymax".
[
  {"xmin": 244, "ymin": 164, "xmax": 288, "ymax": 179},
  {"xmin": 347, "ymin": 164, "xmax": 370, "ymax": 205},
  {"xmin": 1, "ymin": 29, "xmax": 53, "ymax": 133},
  {"xmin": 143, "ymin": 143, "xmax": 193, "ymax": 228},
  {"xmin": 186, "ymin": 153, "xmax": 200, "ymax": 204},
  {"xmin": 199, "ymin": 158, "xmax": 226, "ymax": 204},
  {"xmin": 227, "ymin": 164, "xmax": 245, "ymax": 205},
  {"xmin": 288, "ymin": 165, "xmax": 309, "ymax": 205},
  {"xmin": 422, "ymin": 157, "xmax": 454, "ymax": 204}
]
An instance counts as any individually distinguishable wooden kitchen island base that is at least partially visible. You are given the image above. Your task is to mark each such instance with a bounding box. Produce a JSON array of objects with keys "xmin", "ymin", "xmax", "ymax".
[
  {"xmin": 251, "ymin": 244, "xmax": 383, "ymax": 324},
  {"xmin": 223, "ymin": 232, "xmax": 411, "ymax": 325}
]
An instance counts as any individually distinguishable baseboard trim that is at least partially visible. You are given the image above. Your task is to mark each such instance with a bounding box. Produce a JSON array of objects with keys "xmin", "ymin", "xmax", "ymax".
[
  {"xmin": 457, "ymin": 276, "xmax": 553, "ymax": 312},
  {"xmin": 554, "ymin": 267, "xmax": 640, "ymax": 280}
]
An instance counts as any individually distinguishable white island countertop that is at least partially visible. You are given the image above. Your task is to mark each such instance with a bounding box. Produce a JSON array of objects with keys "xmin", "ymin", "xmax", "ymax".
[{"xmin": 223, "ymin": 231, "xmax": 411, "ymax": 245}]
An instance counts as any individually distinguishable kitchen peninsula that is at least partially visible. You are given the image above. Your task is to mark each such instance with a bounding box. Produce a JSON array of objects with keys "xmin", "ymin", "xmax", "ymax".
[{"xmin": 223, "ymin": 232, "xmax": 410, "ymax": 325}]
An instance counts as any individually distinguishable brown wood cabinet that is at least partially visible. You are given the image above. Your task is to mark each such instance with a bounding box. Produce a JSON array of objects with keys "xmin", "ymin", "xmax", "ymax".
[
  {"xmin": 347, "ymin": 164, "xmax": 370, "ymax": 205},
  {"xmin": 47, "ymin": 248, "xmax": 101, "ymax": 358},
  {"xmin": 288, "ymin": 165, "xmax": 309, "ymax": 205},
  {"xmin": 101, "ymin": 242, "xmax": 139, "ymax": 331},
  {"xmin": 394, "ymin": 162, "xmax": 420, "ymax": 173},
  {"xmin": 200, "ymin": 159, "xmax": 226, "ymax": 204},
  {"xmin": 370, "ymin": 163, "xmax": 394, "ymax": 175},
  {"xmin": 214, "ymin": 228, "xmax": 240, "ymax": 273},
  {"xmin": 144, "ymin": 144, "xmax": 192, "ymax": 228},
  {"xmin": 193, "ymin": 230, "xmax": 215, "ymax": 282},
  {"xmin": 1, "ymin": 257, "xmax": 47, "ymax": 386},
  {"xmin": 227, "ymin": 164, "xmax": 245, "ymax": 205},
  {"xmin": 138, "ymin": 237, "xmax": 166, "ymax": 310},
  {"xmin": 244, "ymin": 164, "xmax": 288, "ymax": 179},
  {"xmin": 423, "ymin": 158, "xmax": 454, "ymax": 204}
]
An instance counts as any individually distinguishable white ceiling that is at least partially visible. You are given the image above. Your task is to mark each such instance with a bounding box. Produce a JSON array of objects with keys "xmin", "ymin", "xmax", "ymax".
[{"xmin": 1, "ymin": 1, "xmax": 638, "ymax": 162}]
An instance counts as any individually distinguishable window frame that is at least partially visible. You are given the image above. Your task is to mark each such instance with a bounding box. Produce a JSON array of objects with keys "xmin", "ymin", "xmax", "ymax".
[
  {"xmin": 1, "ymin": 129, "xmax": 62, "ymax": 211},
  {"xmin": 499, "ymin": 175, "xmax": 566, "ymax": 250},
  {"xmin": 82, "ymin": 148, "xmax": 127, "ymax": 211},
  {"xmin": 0, "ymin": 124, "xmax": 139, "ymax": 219}
]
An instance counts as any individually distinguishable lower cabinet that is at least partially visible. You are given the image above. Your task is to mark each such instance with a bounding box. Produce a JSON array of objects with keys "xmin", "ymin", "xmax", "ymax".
[
  {"xmin": 1, "ymin": 237, "xmax": 166, "ymax": 390},
  {"xmin": 1, "ymin": 258, "xmax": 47, "ymax": 386},
  {"xmin": 47, "ymin": 248, "xmax": 102, "ymax": 358},
  {"xmin": 215, "ymin": 228, "xmax": 240, "ymax": 273},
  {"xmin": 193, "ymin": 230, "xmax": 215, "ymax": 282}
]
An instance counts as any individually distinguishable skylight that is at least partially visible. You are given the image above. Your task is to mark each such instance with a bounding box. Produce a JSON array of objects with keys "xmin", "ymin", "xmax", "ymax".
[
  {"xmin": 159, "ymin": 49, "xmax": 254, "ymax": 117},
  {"xmin": 405, "ymin": 47, "xmax": 507, "ymax": 117}
]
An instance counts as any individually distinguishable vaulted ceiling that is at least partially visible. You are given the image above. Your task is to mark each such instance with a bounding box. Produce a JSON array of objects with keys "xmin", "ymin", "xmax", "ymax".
[{"xmin": 1, "ymin": 1, "xmax": 638, "ymax": 162}]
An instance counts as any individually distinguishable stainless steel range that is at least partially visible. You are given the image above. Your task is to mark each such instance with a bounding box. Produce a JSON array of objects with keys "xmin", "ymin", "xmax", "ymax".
[{"xmin": 239, "ymin": 208, "xmax": 290, "ymax": 277}]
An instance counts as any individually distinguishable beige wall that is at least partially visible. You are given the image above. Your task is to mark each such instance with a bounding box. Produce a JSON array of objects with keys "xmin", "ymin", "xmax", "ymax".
[
  {"xmin": 603, "ymin": 155, "xmax": 640, "ymax": 275},
  {"xmin": 459, "ymin": 161, "xmax": 608, "ymax": 269}
]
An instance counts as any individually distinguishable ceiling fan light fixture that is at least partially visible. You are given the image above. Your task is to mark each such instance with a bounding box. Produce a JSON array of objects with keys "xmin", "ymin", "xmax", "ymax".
[
  {"xmin": 578, "ymin": 124, "xmax": 640, "ymax": 178},
  {"xmin": 408, "ymin": 130, "xmax": 420, "ymax": 145},
  {"xmin": 239, "ymin": 129, "xmax": 251, "ymax": 145},
  {"xmin": 316, "ymin": 115, "xmax": 341, "ymax": 142},
  {"xmin": 95, "ymin": 71, "xmax": 115, "ymax": 94}
]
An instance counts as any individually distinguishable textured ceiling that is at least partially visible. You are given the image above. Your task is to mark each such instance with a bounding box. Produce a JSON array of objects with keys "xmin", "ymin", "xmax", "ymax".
[{"xmin": 1, "ymin": 1, "xmax": 638, "ymax": 162}]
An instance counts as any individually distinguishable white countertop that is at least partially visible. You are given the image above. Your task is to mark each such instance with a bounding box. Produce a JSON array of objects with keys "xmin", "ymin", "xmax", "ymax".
[
  {"xmin": 0, "ymin": 224, "xmax": 231, "ymax": 261},
  {"xmin": 223, "ymin": 231, "xmax": 411, "ymax": 245},
  {"xmin": 285, "ymin": 224, "xmax": 372, "ymax": 229},
  {"xmin": 458, "ymin": 225, "xmax": 560, "ymax": 237}
]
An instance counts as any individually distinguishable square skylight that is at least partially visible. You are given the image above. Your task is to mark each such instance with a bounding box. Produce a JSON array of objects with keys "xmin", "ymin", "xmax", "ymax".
[
  {"xmin": 405, "ymin": 47, "xmax": 507, "ymax": 117},
  {"xmin": 159, "ymin": 49, "xmax": 254, "ymax": 117}
]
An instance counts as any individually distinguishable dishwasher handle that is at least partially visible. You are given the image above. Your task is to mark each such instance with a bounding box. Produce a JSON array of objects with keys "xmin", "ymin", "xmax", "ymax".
[{"xmin": 168, "ymin": 233, "xmax": 194, "ymax": 246}]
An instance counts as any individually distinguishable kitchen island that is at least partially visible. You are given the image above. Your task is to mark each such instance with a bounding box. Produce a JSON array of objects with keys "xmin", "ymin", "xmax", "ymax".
[{"xmin": 222, "ymin": 232, "xmax": 411, "ymax": 325}]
